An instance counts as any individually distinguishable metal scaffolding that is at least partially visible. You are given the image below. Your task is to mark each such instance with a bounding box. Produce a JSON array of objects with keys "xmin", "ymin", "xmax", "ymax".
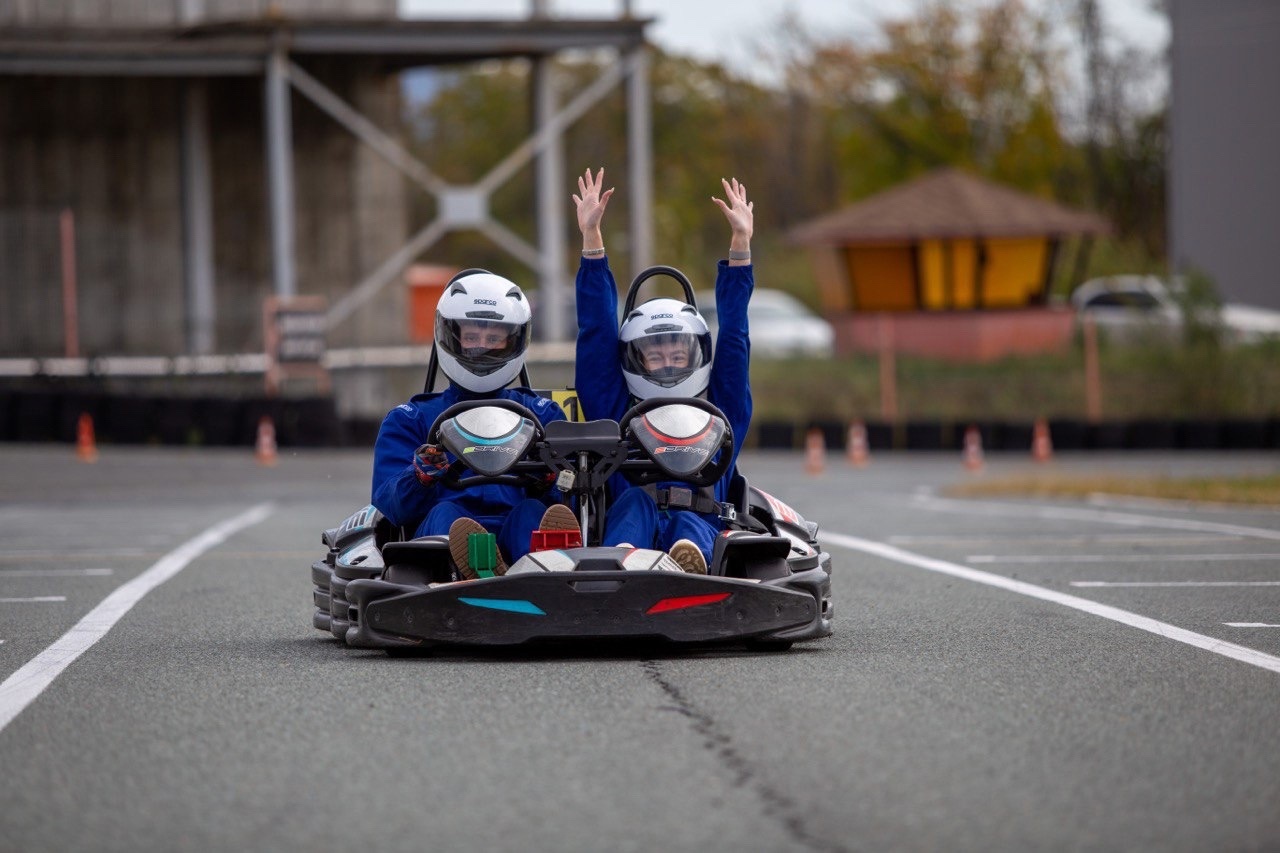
[{"xmin": 0, "ymin": 12, "xmax": 654, "ymax": 349}]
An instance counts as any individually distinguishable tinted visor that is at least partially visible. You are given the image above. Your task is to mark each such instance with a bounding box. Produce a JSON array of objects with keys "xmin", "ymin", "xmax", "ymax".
[
  {"xmin": 436, "ymin": 317, "xmax": 530, "ymax": 377},
  {"xmin": 622, "ymin": 331, "xmax": 709, "ymax": 389}
]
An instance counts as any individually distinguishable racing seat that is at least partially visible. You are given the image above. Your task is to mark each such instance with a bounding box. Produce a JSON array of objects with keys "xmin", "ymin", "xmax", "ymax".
[{"xmin": 726, "ymin": 472, "xmax": 774, "ymax": 535}]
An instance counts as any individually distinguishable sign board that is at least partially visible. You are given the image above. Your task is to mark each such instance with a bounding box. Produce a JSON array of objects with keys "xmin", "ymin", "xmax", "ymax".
[{"xmin": 264, "ymin": 295, "xmax": 330, "ymax": 395}]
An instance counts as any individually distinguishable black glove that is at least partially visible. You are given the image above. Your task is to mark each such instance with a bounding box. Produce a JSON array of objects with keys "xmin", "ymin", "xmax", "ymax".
[{"xmin": 413, "ymin": 443, "xmax": 449, "ymax": 486}]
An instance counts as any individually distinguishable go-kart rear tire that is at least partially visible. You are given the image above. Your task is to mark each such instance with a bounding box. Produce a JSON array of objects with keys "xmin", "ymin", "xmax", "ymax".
[{"xmin": 744, "ymin": 638, "xmax": 793, "ymax": 652}]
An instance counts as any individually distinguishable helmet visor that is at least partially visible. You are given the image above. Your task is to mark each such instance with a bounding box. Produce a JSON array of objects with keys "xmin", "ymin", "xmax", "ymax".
[
  {"xmin": 622, "ymin": 331, "xmax": 708, "ymax": 389},
  {"xmin": 436, "ymin": 317, "xmax": 530, "ymax": 377}
]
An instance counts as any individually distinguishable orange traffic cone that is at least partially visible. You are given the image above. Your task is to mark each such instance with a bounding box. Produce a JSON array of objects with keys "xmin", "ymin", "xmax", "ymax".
[
  {"xmin": 76, "ymin": 413, "xmax": 98, "ymax": 463},
  {"xmin": 804, "ymin": 427, "xmax": 825, "ymax": 475},
  {"xmin": 962, "ymin": 425, "xmax": 984, "ymax": 472},
  {"xmin": 1032, "ymin": 418, "xmax": 1053, "ymax": 462},
  {"xmin": 847, "ymin": 420, "xmax": 869, "ymax": 467},
  {"xmin": 255, "ymin": 416, "xmax": 278, "ymax": 467}
]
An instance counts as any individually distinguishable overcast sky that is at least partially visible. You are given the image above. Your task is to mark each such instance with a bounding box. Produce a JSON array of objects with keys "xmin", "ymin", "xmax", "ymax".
[{"xmin": 400, "ymin": 0, "xmax": 1169, "ymax": 85}]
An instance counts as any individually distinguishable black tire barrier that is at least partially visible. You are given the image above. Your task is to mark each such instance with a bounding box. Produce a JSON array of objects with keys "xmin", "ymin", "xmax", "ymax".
[
  {"xmin": 13, "ymin": 390, "xmax": 63, "ymax": 442},
  {"xmin": 193, "ymin": 398, "xmax": 242, "ymax": 446},
  {"xmin": 806, "ymin": 419, "xmax": 846, "ymax": 452},
  {"xmin": 1048, "ymin": 419, "xmax": 1088, "ymax": 451},
  {"xmin": 1219, "ymin": 419, "xmax": 1268, "ymax": 450},
  {"xmin": 1175, "ymin": 419, "xmax": 1221, "ymax": 450},
  {"xmin": 155, "ymin": 397, "xmax": 196, "ymax": 445},
  {"xmin": 101, "ymin": 395, "xmax": 159, "ymax": 444},
  {"xmin": 904, "ymin": 420, "xmax": 947, "ymax": 451},
  {"xmin": 864, "ymin": 421, "xmax": 895, "ymax": 451},
  {"xmin": 997, "ymin": 421, "xmax": 1034, "ymax": 452},
  {"xmin": 1125, "ymin": 419, "xmax": 1178, "ymax": 450},
  {"xmin": 1087, "ymin": 422, "xmax": 1129, "ymax": 450},
  {"xmin": 755, "ymin": 421, "xmax": 795, "ymax": 449},
  {"xmin": 342, "ymin": 417, "xmax": 382, "ymax": 448}
]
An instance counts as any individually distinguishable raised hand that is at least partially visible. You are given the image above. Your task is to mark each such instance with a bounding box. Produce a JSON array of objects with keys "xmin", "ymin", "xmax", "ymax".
[
  {"xmin": 712, "ymin": 177, "xmax": 753, "ymax": 242},
  {"xmin": 572, "ymin": 167, "xmax": 614, "ymax": 243}
]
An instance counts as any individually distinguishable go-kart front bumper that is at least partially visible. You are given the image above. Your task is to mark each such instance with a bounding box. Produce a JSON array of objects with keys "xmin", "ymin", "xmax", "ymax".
[{"xmin": 342, "ymin": 570, "xmax": 819, "ymax": 650}]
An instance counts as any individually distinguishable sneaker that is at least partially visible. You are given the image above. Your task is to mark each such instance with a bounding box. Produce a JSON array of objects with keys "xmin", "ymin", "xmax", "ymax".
[
  {"xmin": 449, "ymin": 517, "xmax": 507, "ymax": 580},
  {"xmin": 539, "ymin": 504, "xmax": 579, "ymax": 532},
  {"xmin": 669, "ymin": 539, "xmax": 707, "ymax": 575}
]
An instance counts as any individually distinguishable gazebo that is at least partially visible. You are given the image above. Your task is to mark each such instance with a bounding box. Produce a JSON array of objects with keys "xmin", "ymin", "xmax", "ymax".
[{"xmin": 788, "ymin": 168, "xmax": 1110, "ymax": 360}]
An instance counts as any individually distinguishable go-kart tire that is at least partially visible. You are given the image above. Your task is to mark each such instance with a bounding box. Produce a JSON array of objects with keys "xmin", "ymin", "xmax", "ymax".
[{"xmin": 744, "ymin": 638, "xmax": 793, "ymax": 652}]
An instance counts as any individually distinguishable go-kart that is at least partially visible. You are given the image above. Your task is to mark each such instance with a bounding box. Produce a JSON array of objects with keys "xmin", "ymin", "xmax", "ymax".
[{"xmin": 309, "ymin": 395, "xmax": 833, "ymax": 654}]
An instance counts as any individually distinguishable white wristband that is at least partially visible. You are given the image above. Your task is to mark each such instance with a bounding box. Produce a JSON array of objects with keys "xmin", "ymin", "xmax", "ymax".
[{"xmin": 728, "ymin": 249, "xmax": 751, "ymax": 261}]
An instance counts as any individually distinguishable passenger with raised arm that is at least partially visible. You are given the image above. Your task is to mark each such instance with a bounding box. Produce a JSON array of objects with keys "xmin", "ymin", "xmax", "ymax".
[{"xmin": 571, "ymin": 168, "xmax": 755, "ymax": 573}]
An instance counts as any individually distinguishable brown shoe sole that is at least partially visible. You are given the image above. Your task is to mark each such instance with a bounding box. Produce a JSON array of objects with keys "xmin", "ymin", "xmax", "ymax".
[
  {"xmin": 539, "ymin": 503, "xmax": 579, "ymax": 532},
  {"xmin": 448, "ymin": 517, "xmax": 507, "ymax": 580}
]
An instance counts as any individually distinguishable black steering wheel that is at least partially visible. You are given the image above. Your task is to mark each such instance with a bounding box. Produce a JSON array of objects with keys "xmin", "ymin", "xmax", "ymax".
[
  {"xmin": 425, "ymin": 399, "xmax": 547, "ymax": 490},
  {"xmin": 618, "ymin": 396, "xmax": 735, "ymax": 487}
]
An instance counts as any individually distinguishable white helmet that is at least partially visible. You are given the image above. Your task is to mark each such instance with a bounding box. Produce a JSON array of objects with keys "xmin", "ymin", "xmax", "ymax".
[
  {"xmin": 434, "ymin": 270, "xmax": 531, "ymax": 393},
  {"xmin": 619, "ymin": 297, "xmax": 713, "ymax": 400}
]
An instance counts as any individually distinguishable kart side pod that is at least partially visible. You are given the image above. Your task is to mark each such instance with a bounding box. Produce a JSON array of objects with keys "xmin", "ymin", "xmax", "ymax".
[{"xmin": 711, "ymin": 534, "xmax": 791, "ymax": 581}]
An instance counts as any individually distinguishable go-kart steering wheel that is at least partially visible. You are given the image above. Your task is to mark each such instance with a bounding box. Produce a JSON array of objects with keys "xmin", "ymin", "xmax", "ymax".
[
  {"xmin": 425, "ymin": 398, "xmax": 546, "ymax": 489},
  {"xmin": 619, "ymin": 396, "xmax": 734, "ymax": 487}
]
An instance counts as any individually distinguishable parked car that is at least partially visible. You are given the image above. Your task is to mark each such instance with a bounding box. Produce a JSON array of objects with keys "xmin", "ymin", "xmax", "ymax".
[
  {"xmin": 1069, "ymin": 275, "xmax": 1280, "ymax": 344},
  {"xmin": 697, "ymin": 288, "xmax": 835, "ymax": 358}
]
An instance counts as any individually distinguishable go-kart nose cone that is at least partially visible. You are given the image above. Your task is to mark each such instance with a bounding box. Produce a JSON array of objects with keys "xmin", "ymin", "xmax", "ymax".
[
  {"xmin": 438, "ymin": 406, "xmax": 536, "ymax": 476},
  {"xmin": 633, "ymin": 403, "xmax": 726, "ymax": 479}
]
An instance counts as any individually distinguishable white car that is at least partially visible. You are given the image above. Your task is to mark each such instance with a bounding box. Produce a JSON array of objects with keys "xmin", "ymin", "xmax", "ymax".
[
  {"xmin": 1069, "ymin": 275, "xmax": 1280, "ymax": 344},
  {"xmin": 697, "ymin": 288, "xmax": 834, "ymax": 358}
]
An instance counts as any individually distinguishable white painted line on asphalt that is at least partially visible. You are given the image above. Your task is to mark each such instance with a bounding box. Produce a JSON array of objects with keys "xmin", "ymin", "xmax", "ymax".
[
  {"xmin": 1072, "ymin": 581, "xmax": 1280, "ymax": 588},
  {"xmin": 0, "ymin": 549, "xmax": 147, "ymax": 559},
  {"xmin": 1225, "ymin": 623, "xmax": 1280, "ymax": 628},
  {"xmin": 0, "ymin": 597, "xmax": 67, "ymax": 603},
  {"xmin": 0, "ymin": 502, "xmax": 275, "ymax": 734},
  {"xmin": 968, "ymin": 553, "xmax": 1280, "ymax": 564},
  {"xmin": 823, "ymin": 530, "xmax": 1280, "ymax": 676},
  {"xmin": 0, "ymin": 568, "xmax": 115, "ymax": 578},
  {"xmin": 891, "ymin": 534, "xmax": 1241, "ymax": 546},
  {"xmin": 912, "ymin": 494, "xmax": 1280, "ymax": 542}
]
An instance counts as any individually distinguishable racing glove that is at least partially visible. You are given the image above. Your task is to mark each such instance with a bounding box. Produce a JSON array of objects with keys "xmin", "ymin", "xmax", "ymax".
[{"xmin": 413, "ymin": 443, "xmax": 449, "ymax": 487}]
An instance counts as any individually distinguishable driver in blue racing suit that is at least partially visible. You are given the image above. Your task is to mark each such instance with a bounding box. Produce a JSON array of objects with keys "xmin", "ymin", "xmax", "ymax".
[
  {"xmin": 371, "ymin": 271, "xmax": 570, "ymax": 578},
  {"xmin": 571, "ymin": 168, "xmax": 754, "ymax": 573}
]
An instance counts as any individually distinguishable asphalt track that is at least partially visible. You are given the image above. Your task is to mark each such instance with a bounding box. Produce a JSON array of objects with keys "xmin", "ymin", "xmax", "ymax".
[{"xmin": 1, "ymin": 444, "xmax": 1278, "ymax": 852}]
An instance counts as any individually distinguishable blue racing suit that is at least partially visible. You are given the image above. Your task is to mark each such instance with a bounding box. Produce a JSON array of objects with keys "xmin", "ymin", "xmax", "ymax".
[
  {"xmin": 371, "ymin": 384, "xmax": 566, "ymax": 562},
  {"xmin": 574, "ymin": 256, "xmax": 753, "ymax": 563}
]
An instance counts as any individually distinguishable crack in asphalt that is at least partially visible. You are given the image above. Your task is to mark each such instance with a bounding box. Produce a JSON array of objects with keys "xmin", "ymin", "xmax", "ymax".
[{"xmin": 641, "ymin": 659, "xmax": 851, "ymax": 853}]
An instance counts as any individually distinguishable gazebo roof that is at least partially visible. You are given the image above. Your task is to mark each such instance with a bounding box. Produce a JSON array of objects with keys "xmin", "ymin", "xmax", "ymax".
[{"xmin": 787, "ymin": 168, "xmax": 1110, "ymax": 245}]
